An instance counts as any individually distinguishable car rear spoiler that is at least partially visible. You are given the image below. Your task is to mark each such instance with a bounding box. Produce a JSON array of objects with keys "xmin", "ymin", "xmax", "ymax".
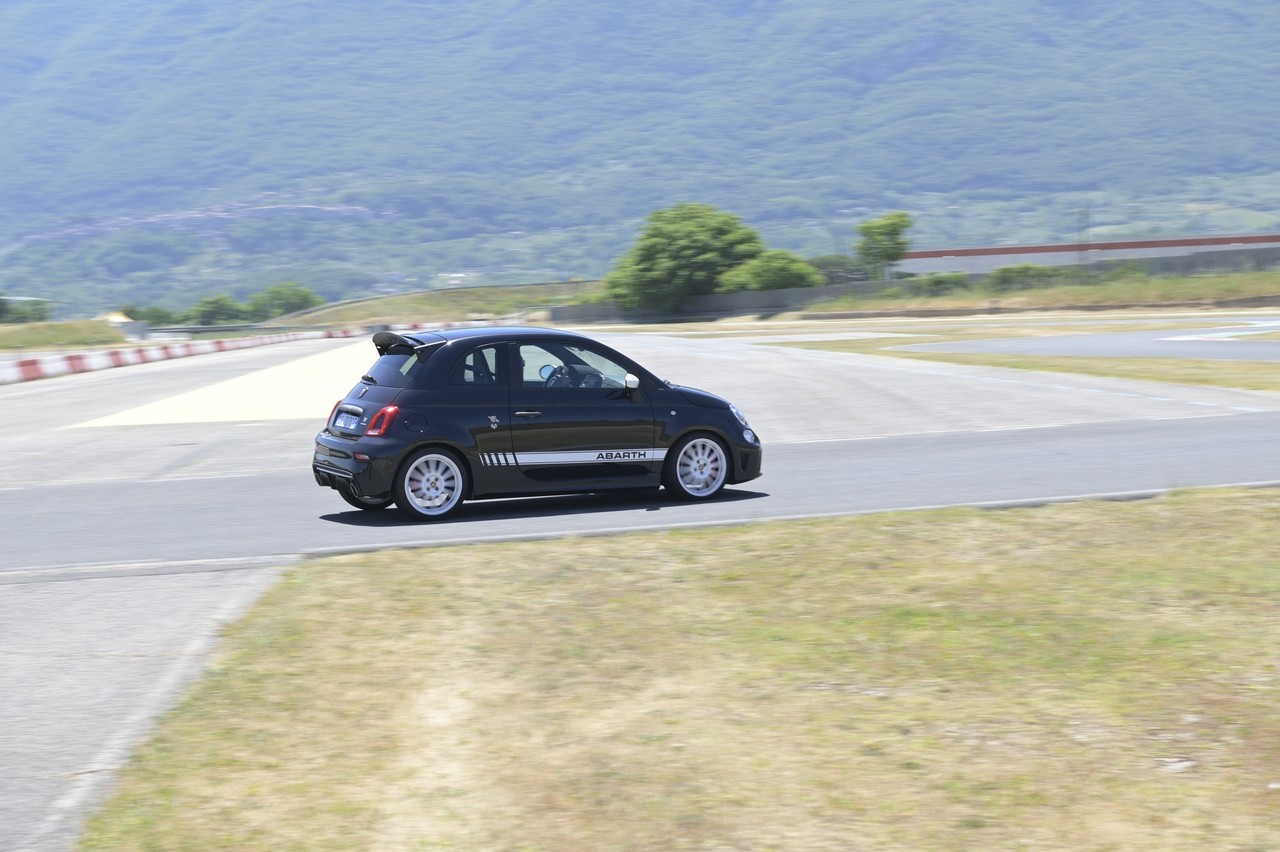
[{"xmin": 372, "ymin": 330, "xmax": 444, "ymax": 356}]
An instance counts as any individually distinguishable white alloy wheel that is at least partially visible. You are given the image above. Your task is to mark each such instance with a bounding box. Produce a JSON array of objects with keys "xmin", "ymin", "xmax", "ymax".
[
  {"xmin": 664, "ymin": 434, "xmax": 729, "ymax": 500},
  {"xmin": 395, "ymin": 449, "xmax": 468, "ymax": 520}
]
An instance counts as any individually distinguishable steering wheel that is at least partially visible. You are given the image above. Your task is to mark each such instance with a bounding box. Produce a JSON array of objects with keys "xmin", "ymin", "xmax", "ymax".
[{"xmin": 543, "ymin": 365, "xmax": 572, "ymax": 387}]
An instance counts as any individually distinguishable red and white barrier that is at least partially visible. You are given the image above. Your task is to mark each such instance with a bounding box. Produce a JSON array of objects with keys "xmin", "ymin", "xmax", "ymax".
[
  {"xmin": 0, "ymin": 321, "xmax": 495, "ymax": 386},
  {"xmin": 0, "ymin": 329, "xmax": 364, "ymax": 385}
]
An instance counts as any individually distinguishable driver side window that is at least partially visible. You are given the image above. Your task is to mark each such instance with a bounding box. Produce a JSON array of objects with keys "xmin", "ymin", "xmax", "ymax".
[
  {"xmin": 517, "ymin": 344, "xmax": 558, "ymax": 387},
  {"xmin": 517, "ymin": 343, "xmax": 628, "ymax": 389}
]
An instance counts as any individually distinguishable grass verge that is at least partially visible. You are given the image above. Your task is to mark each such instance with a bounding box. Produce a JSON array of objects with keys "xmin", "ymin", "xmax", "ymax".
[
  {"xmin": 0, "ymin": 320, "xmax": 125, "ymax": 350},
  {"xmin": 769, "ymin": 320, "xmax": 1280, "ymax": 392},
  {"xmin": 807, "ymin": 270, "xmax": 1280, "ymax": 314},
  {"xmin": 82, "ymin": 489, "xmax": 1280, "ymax": 851},
  {"xmin": 289, "ymin": 280, "xmax": 605, "ymax": 327}
]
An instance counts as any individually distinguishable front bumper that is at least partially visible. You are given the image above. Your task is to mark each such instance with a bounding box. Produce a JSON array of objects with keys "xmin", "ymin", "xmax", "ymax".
[{"xmin": 730, "ymin": 440, "xmax": 763, "ymax": 484}]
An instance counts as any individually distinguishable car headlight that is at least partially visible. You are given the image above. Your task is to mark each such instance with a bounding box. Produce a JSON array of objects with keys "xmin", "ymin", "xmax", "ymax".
[{"xmin": 730, "ymin": 404, "xmax": 756, "ymax": 442}]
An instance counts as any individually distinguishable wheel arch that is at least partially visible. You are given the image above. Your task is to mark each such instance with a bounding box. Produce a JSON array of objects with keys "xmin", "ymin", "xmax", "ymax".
[
  {"xmin": 663, "ymin": 426, "xmax": 740, "ymax": 480},
  {"xmin": 395, "ymin": 439, "xmax": 477, "ymax": 499}
]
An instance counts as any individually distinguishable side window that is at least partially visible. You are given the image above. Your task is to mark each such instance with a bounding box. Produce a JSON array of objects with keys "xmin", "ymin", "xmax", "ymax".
[
  {"xmin": 449, "ymin": 345, "xmax": 500, "ymax": 386},
  {"xmin": 517, "ymin": 344, "xmax": 559, "ymax": 387},
  {"xmin": 517, "ymin": 343, "xmax": 630, "ymax": 389},
  {"xmin": 566, "ymin": 345, "xmax": 629, "ymax": 388}
]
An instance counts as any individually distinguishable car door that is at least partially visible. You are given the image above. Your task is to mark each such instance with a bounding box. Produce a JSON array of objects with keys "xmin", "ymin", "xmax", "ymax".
[
  {"xmin": 432, "ymin": 342, "xmax": 521, "ymax": 492},
  {"xmin": 508, "ymin": 340, "xmax": 658, "ymax": 483}
]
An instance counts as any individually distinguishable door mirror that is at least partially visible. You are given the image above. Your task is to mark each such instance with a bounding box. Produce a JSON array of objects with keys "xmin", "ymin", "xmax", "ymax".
[{"xmin": 624, "ymin": 373, "xmax": 640, "ymax": 390}]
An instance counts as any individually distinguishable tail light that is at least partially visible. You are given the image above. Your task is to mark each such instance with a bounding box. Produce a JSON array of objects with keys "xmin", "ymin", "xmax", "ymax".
[
  {"xmin": 365, "ymin": 405, "xmax": 400, "ymax": 437},
  {"xmin": 327, "ymin": 399, "xmax": 342, "ymax": 425}
]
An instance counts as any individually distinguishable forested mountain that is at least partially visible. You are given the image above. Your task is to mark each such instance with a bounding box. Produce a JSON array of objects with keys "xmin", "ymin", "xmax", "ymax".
[{"xmin": 2, "ymin": 0, "xmax": 1279, "ymax": 316}]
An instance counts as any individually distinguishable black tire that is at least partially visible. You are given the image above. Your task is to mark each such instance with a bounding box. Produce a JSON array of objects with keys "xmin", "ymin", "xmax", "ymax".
[
  {"xmin": 338, "ymin": 484, "xmax": 394, "ymax": 511},
  {"xmin": 662, "ymin": 433, "xmax": 729, "ymax": 501},
  {"xmin": 393, "ymin": 447, "xmax": 468, "ymax": 520}
]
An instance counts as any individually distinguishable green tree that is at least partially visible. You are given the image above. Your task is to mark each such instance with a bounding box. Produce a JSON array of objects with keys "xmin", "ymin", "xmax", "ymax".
[
  {"xmin": 718, "ymin": 249, "xmax": 824, "ymax": 292},
  {"xmin": 247, "ymin": 282, "xmax": 324, "ymax": 320},
  {"xmin": 605, "ymin": 203, "xmax": 764, "ymax": 313},
  {"xmin": 2, "ymin": 298, "xmax": 50, "ymax": 323},
  {"xmin": 184, "ymin": 294, "xmax": 246, "ymax": 326},
  {"xmin": 119, "ymin": 303, "xmax": 181, "ymax": 325},
  {"xmin": 807, "ymin": 255, "xmax": 870, "ymax": 287},
  {"xmin": 855, "ymin": 211, "xmax": 914, "ymax": 281}
]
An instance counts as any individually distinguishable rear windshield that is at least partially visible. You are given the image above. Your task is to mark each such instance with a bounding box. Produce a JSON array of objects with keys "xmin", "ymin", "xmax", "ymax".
[{"xmin": 362, "ymin": 344, "xmax": 440, "ymax": 388}]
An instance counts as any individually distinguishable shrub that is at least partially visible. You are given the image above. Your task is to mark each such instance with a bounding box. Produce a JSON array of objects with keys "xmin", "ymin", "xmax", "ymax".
[
  {"xmin": 905, "ymin": 272, "xmax": 971, "ymax": 297},
  {"xmin": 984, "ymin": 264, "xmax": 1077, "ymax": 292},
  {"xmin": 718, "ymin": 250, "xmax": 824, "ymax": 292}
]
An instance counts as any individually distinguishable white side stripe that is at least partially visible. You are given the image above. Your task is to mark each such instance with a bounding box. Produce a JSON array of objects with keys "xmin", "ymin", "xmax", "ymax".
[
  {"xmin": 514, "ymin": 448, "xmax": 669, "ymax": 466},
  {"xmin": 481, "ymin": 452, "xmax": 517, "ymax": 467}
]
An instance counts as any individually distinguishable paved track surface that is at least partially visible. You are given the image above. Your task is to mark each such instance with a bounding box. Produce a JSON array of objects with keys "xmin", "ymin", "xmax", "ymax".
[{"xmin": 4, "ymin": 325, "xmax": 1280, "ymax": 850}]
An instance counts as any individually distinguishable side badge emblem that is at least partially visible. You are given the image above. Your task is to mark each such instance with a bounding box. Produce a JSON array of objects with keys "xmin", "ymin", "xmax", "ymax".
[{"xmin": 488, "ymin": 415, "xmax": 500, "ymax": 430}]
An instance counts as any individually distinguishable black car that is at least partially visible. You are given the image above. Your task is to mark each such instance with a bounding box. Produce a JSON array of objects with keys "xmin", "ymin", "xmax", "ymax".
[{"xmin": 313, "ymin": 326, "xmax": 763, "ymax": 520}]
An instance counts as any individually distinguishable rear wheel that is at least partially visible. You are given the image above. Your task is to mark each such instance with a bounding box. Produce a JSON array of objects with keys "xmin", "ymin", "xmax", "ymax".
[
  {"xmin": 394, "ymin": 448, "xmax": 468, "ymax": 520},
  {"xmin": 663, "ymin": 433, "xmax": 729, "ymax": 500},
  {"xmin": 339, "ymin": 484, "xmax": 393, "ymax": 511}
]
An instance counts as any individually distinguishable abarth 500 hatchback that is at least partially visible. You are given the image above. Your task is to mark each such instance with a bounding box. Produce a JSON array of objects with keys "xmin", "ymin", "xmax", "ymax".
[{"xmin": 312, "ymin": 326, "xmax": 763, "ymax": 520}]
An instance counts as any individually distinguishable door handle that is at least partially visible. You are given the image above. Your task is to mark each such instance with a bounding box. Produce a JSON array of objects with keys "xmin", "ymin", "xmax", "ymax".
[{"xmin": 515, "ymin": 410, "xmax": 543, "ymax": 418}]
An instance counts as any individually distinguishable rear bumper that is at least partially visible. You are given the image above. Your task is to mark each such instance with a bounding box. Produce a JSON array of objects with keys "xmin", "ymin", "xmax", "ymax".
[
  {"xmin": 312, "ymin": 432, "xmax": 395, "ymax": 499},
  {"xmin": 313, "ymin": 464, "xmax": 355, "ymax": 489}
]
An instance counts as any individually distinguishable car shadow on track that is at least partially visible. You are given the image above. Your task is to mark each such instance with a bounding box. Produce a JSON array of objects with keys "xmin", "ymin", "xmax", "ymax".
[{"xmin": 319, "ymin": 487, "xmax": 769, "ymax": 527}]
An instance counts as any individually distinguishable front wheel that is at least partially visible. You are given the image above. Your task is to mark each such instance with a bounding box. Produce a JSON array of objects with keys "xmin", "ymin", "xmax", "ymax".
[
  {"xmin": 663, "ymin": 433, "xmax": 729, "ymax": 501},
  {"xmin": 394, "ymin": 448, "xmax": 469, "ymax": 520}
]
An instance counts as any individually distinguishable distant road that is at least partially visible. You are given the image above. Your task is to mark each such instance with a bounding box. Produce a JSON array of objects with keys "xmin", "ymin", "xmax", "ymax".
[
  {"xmin": 899, "ymin": 315, "xmax": 1280, "ymax": 361},
  {"xmin": 4, "ymin": 327, "xmax": 1280, "ymax": 850}
]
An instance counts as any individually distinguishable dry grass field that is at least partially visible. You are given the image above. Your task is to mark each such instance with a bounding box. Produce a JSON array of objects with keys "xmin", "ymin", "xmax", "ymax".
[{"xmin": 82, "ymin": 489, "xmax": 1280, "ymax": 851}]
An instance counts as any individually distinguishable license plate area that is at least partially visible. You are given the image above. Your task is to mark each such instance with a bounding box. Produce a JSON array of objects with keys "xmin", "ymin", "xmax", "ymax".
[{"xmin": 335, "ymin": 412, "xmax": 360, "ymax": 430}]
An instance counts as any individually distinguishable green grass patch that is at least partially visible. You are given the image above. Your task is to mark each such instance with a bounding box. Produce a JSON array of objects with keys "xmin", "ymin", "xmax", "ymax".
[
  {"xmin": 81, "ymin": 489, "xmax": 1280, "ymax": 850},
  {"xmin": 808, "ymin": 270, "xmax": 1280, "ymax": 314},
  {"xmin": 288, "ymin": 280, "xmax": 605, "ymax": 328},
  {"xmin": 1247, "ymin": 330, "xmax": 1280, "ymax": 341},
  {"xmin": 894, "ymin": 353, "xmax": 1280, "ymax": 392},
  {"xmin": 289, "ymin": 271, "xmax": 1277, "ymax": 330},
  {"xmin": 771, "ymin": 319, "xmax": 1280, "ymax": 392},
  {"xmin": 0, "ymin": 320, "xmax": 126, "ymax": 350}
]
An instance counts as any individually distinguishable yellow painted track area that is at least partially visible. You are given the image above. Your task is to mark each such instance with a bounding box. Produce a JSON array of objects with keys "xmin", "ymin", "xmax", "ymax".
[{"xmin": 73, "ymin": 341, "xmax": 374, "ymax": 428}]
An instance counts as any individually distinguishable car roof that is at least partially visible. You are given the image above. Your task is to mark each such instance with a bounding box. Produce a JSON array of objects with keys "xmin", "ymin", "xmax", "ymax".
[
  {"xmin": 399, "ymin": 325, "xmax": 594, "ymax": 345},
  {"xmin": 372, "ymin": 324, "xmax": 662, "ymax": 383}
]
